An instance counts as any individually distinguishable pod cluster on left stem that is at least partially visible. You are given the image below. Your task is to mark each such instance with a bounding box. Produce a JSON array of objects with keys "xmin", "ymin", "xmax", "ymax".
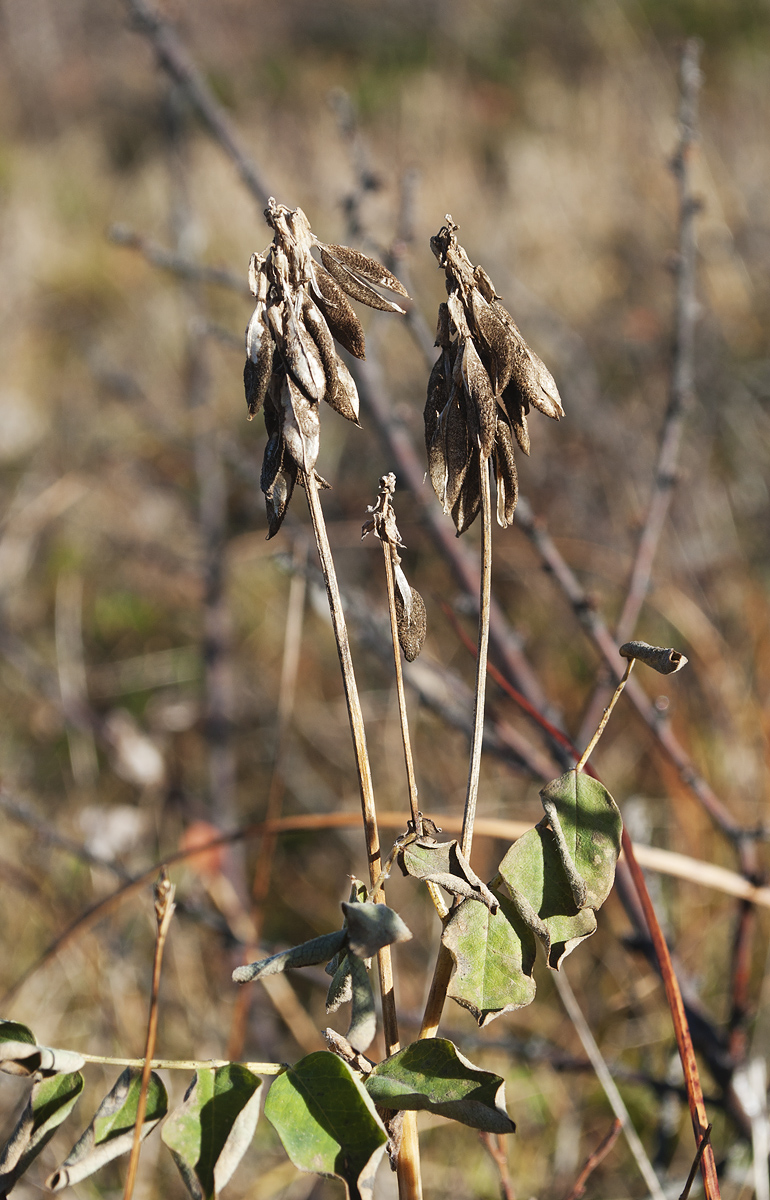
[{"xmin": 243, "ymin": 197, "xmax": 410, "ymax": 537}]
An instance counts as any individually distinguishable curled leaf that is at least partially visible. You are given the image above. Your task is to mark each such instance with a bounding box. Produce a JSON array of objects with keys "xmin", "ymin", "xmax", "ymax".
[
  {"xmin": 340, "ymin": 902, "xmax": 412, "ymax": 959},
  {"xmin": 619, "ymin": 641, "xmax": 689, "ymax": 674},
  {"xmin": 366, "ymin": 1039, "xmax": 515, "ymax": 1134},
  {"xmin": 233, "ymin": 929, "xmax": 347, "ymax": 984},
  {"xmin": 346, "ymin": 956, "xmax": 377, "ymax": 1054},
  {"xmin": 326, "ymin": 954, "xmax": 354, "ymax": 1014},
  {"xmin": 0, "ymin": 1021, "xmax": 84, "ymax": 1078},
  {"xmin": 0, "ymin": 1071, "xmax": 84, "ymax": 1194}
]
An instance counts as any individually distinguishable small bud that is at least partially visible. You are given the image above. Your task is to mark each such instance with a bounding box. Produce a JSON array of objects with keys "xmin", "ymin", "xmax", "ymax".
[{"xmin": 619, "ymin": 641, "xmax": 688, "ymax": 675}]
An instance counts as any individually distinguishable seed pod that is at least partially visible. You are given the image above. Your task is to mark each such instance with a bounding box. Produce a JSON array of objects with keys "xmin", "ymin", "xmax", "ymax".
[
  {"xmin": 499, "ymin": 382, "xmax": 530, "ymax": 455},
  {"xmin": 280, "ymin": 301, "xmax": 327, "ymax": 403},
  {"xmin": 311, "ymin": 267, "xmax": 366, "ymax": 359},
  {"xmin": 319, "ymin": 244, "xmax": 409, "ymax": 298},
  {"xmin": 461, "ymin": 339, "xmax": 496, "ymax": 459},
  {"xmin": 261, "ymin": 432, "xmax": 298, "ymax": 539},
  {"xmin": 320, "ymin": 249, "xmax": 406, "ymax": 314},
  {"xmin": 280, "ymin": 374, "xmax": 321, "ymax": 473},
  {"xmin": 528, "ymin": 347, "xmax": 564, "ymax": 419},
  {"xmin": 394, "ymin": 579, "xmax": 427, "ymax": 662},
  {"xmin": 428, "ymin": 415, "xmax": 449, "ymax": 505},
  {"xmin": 470, "ymin": 289, "xmax": 514, "ymax": 394},
  {"xmin": 451, "ymin": 447, "xmax": 481, "ymax": 535},
  {"xmin": 302, "ymin": 291, "xmax": 361, "ymax": 425},
  {"xmin": 442, "ymin": 388, "xmax": 471, "ymax": 512},
  {"xmin": 424, "ymin": 355, "xmax": 448, "ymax": 457},
  {"xmin": 493, "ymin": 414, "xmax": 519, "ymax": 528},
  {"xmin": 619, "ymin": 641, "xmax": 688, "ymax": 675},
  {"xmin": 435, "ymin": 302, "xmax": 451, "ymax": 349}
]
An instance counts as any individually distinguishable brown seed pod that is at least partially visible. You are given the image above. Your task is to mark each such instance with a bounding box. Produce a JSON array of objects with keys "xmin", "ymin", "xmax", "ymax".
[
  {"xmin": 461, "ymin": 339, "xmax": 497, "ymax": 459},
  {"xmin": 396, "ymin": 586, "xmax": 427, "ymax": 662},
  {"xmin": 275, "ymin": 301, "xmax": 327, "ymax": 403},
  {"xmin": 442, "ymin": 388, "xmax": 471, "ymax": 512},
  {"xmin": 493, "ymin": 414, "xmax": 519, "ymax": 528},
  {"xmin": 469, "ymin": 289, "xmax": 514, "ymax": 394},
  {"xmin": 302, "ymin": 291, "xmax": 361, "ymax": 425},
  {"xmin": 619, "ymin": 641, "xmax": 689, "ymax": 675},
  {"xmin": 424, "ymin": 355, "xmax": 448, "ymax": 457},
  {"xmin": 311, "ymin": 267, "xmax": 367, "ymax": 359},
  {"xmin": 499, "ymin": 382, "xmax": 530, "ymax": 455},
  {"xmin": 280, "ymin": 374, "xmax": 321, "ymax": 473},
  {"xmin": 451, "ymin": 447, "xmax": 481, "ymax": 535},
  {"xmin": 319, "ymin": 244, "xmax": 409, "ymax": 298},
  {"xmin": 320, "ymin": 249, "xmax": 407, "ymax": 314}
]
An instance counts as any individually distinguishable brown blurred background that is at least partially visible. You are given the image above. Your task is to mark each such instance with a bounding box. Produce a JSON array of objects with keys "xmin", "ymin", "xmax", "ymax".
[{"xmin": 0, "ymin": 1, "xmax": 769, "ymax": 1197}]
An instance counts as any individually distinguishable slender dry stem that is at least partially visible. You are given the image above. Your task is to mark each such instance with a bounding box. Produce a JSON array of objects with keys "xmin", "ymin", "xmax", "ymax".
[
  {"xmin": 303, "ymin": 471, "xmax": 400, "ymax": 1059},
  {"xmin": 575, "ymin": 658, "xmax": 634, "ymax": 772},
  {"xmin": 461, "ymin": 450, "xmax": 492, "ymax": 861},
  {"xmin": 563, "ymin": 1119, "xmax": 622, "ymax": 1200},
  {"xmin": 382, "ymin": 542, "xmax": 420, "ymax": 828},
  {"xmin": 123, "ymin": 870, "xmax": 175, "ymax": 1200},
  {"xmin": 553, "ymin": 969, "xmax": 666, "ymax": 1200}
]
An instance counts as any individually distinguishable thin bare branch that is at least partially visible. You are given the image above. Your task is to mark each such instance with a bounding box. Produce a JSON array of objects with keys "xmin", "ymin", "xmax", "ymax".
[{"xmin": 563, "ymin": 1118, "xmax": 622, "ymax": 1200}]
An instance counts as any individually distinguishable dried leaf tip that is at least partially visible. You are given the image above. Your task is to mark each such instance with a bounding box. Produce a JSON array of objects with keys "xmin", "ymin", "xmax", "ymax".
[
  {"xmin": 619, "ymin": 641, "xmax": 689, "ymax": 675},
  {"xmin": 363, "ymin": 474, "xmax": 427, "ymax": 662},
  {"xmin": 243, "ymin": 200, "xmax": 409, "ymax": 538},
  {"xmin": 425, "ymin": 216, "xmax": 564, "ymax": 535}
]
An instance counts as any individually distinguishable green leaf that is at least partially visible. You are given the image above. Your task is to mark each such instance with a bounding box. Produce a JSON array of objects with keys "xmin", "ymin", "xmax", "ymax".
[
  {"xmin": 346, "ymin": 956, "xmax": 376, "ymax": 1053},
  {"xmin": 47, "ymin": 1068, "xmax": 168, "ymax": 1190},
  {"xmin": 0, "ymin": 1071, "xmax": 84, "ymax": 1193},
  {"xmin": 0, "ymin": 1021, "xmax": 84, "ymax": 1078},
  {"xmin": 498, "ymin": 826, "xmax": 597, "ymax": 969},
  {"xmin": 399, "ymin": 839, "xmax": 497, "ymax": 909},
  {"xmin": 233, "ymin": 930, "xmax": 346, "ymax": 984},
  {"xmin": 442, "ymin": 889, "xmax": 536, "ymax": 1025},
  {"xmin": 264, "ymin": 1052, "xmax": 387, "ymax": 1200},
  {"xmin": 162, "ymin": 1065, "xmax": 263, "ymax": 1200},
  {"xmin": 365, "ymin": 1039, "xmax": 515, "ymax": 1134},
  {"xmin": 539, "ymin": 771, "xmax": 623, "ymax": 910},
  {"xmin": 340, "ymin": 902, "xmax": 412, "ymax": 959}
]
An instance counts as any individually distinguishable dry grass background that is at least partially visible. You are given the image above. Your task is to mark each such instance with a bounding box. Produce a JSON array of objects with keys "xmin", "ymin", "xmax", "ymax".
[{"xmin": 0, "ymin": 1, "xmax": 769, "ymax": 1197}]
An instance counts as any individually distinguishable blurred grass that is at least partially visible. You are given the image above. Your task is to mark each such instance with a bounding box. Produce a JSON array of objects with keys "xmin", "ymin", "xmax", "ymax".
[{"xmin": 0, "ymin": 1, "xmax": 769, "ymax": 1198}]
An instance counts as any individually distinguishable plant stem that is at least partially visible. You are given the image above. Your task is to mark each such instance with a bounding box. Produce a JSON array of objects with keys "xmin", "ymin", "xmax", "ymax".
[
  {"xmin": 123, "ymin": 870, "xmax": 175, "ymax": 1200},
  {"xmin": 303, "ymin": 472, "xmax": 400, "ymax": 1058},
  {"xmin": 460, "ymin": 449, "xmax": 492, "ymax": 861},
  {"xmin": 382, "ymin": 542, "xmax": 420, "ymax": 829},
  {"xmin": 80, "ymin": 1054, "xmax": 285, "ymax": 1072},
  {"xmin": 575, "ymin": 659, "xmax": 634, "ymax": 773}
]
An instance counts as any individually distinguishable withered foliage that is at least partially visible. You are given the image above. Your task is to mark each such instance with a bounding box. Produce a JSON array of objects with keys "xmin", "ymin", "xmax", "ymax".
[
  {"xmin": 425, "ymin": 217, "xmax": 564, "ymax": 534},
  {"xmin": 244, "ymin": 198, "xmax": 409, "ymax": 537}
]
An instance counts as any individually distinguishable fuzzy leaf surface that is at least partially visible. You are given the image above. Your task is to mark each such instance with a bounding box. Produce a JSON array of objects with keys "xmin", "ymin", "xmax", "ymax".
[
  {"xmin": 233, "ymin": 930, "xmax": 346, "ymax": 984},
  {"xmin": 161, "ymin": 1065, "xmax": 263, "ymax": 1200},
  {"xmin": 0, "ymin": 1022, "xmax": 84, "ymax": 1078},
  {"xmin": 47, "ymin": 1068, "xmax": 168, "ymax": 1190},
  {"xmin": 340, "ymin": 902, "xmax": 411, "ymax": 959},
  {"xmin": 264, "ymin": 1053, "xmax": 387, "ymax": 1200},
  {"xmin": 498, "ymin": 826, "xmax": 597, "ymax": 969},
  {"xmin": 442, "ymin": 890, "xmax": 536, "ymax": 1024},
  {"xmin": 539, "ymin": 771, "xmax": 623, "ymax": 909},
  {"xmin": 365, "ymin": 1039, "xmax": 515, "ymax": 1134},
  {"xmin": 0, "ymin": 1071, "xmax": 83, "ymax": 1193}
]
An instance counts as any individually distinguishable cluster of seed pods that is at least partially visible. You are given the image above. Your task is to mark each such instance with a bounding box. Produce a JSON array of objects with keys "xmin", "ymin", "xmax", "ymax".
[
  {"xmin": 243, "ymin": 198, "xmax": 409, "ymax": 536},
  {"xmin": 424, "ymin": 216, "xmax": 564, "ymax": 533}
]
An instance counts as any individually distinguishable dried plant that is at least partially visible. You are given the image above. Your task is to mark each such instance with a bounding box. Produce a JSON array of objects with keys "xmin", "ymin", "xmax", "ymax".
[
  {"xmin": 244, "ymin": 198, "xmax": 409, "ymax": 536},
  {"xmin": 425, "ymin": 216, "xmax": 564, "ymax": 533}
]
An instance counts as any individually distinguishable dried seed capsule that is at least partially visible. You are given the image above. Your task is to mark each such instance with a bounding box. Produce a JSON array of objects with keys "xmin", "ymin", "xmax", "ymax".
[
  {"xmin": 619, "ymin": 641, "xmax": 688, "ymax": 674},
  {"xmin": 493, "ymin": 414, "xmax": 519, "ymax": 528},
  {"xmin": 280, "ymin": 302, "xmax": 327, "ymax": 403},
  {"xmin": 424, "ymin": 355, "xmax": 448, "ymax": 457},
  {"xmin": 280, "ymin": 375, "xmax": 321, "ymax": 473},
  {"xmin": 311, "ymin": 267, "xmax": 366, "ymax": 359},
  {"xmin": 500, "ymin": 382, "xmax": 530, "ymax": 455},
  {"xmin": 461, "ymin": 339, "xmax": 497, "ymax": 459},
  {"xmin": 320, "ymin": 248, "xmax": 406, "ymax": 314},
  {"xmin": 451, "ymin": 448, "xmax": 481, "ymax": 535},
  {"xmin": 319, "ymin": 244, "xmax": 409, "ymax": 298},
  {"xmin": 470, "ymin": 289, "xmax": 514, "ymax": 394},
  {"xmin": 244, "ymin": 304, "xmax": 275, "ymax": 419},
  {"xmin": 394, "ymin": 583, "xmax": 427, "ymax": 662},
  {"xmin": 261, "ymin": 431, "xmax": 298, "ymax": 539},
  {"xmin": 442, "ymin": 388, "xmax": 471, "ymax": 512},
  {"xmin": 302, "ymin": 291, "xmax": 361, "ymax": 425}
]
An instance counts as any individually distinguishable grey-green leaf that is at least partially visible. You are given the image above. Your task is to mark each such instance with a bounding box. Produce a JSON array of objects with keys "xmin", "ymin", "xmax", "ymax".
[
  {"xmin": 47, "ymin": 1068, "xmax": 168, "ymax": 1190},
  {"xmin": 442, "ymin": 890, "xmax": 536, "ymax": 1025},
  {"xmin": 365, "ymin": 1039, "xmax": 515, "ymax": 1134},
  {"xmin": 233, "ymin": 929, "xmax": 346, "ymax": 984},
  {"xmin": 264, "ymin": 1052, "xmax": 388, "ymax": 1200},
  {"xmin": 340, "ymin": 902, "xmax": 412, "ymax": 959},
  {"xmin": 539, "ymin": 771, "xmax": 623, "ymax": 910},
  {"xmin": 0, "ymin": 1071, "xmax": 84, "ymax": 1193},
  {"xmin": 161, "ymin": 1065, "xmax": 263, "ymax": 1200},
  {"xmin": 498, "ymin": 826, "xmax": 597, "ymax": 969},
  {"xmin": 346, "ymin": 956, "xmax": 376, "ymax": 1054}
]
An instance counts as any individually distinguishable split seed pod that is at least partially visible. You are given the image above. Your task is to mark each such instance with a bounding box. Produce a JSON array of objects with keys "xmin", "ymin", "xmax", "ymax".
[
  {"xmin": 243, "ymin": 199, "xmax": 410, "ymax": 537},
  {"xmin": 426, "ymin": 216, "xmax": 564, "ymax": 534},
  {"xmin": 362, "ymin": 473, "xmax": 427, "ymax": 662}
]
